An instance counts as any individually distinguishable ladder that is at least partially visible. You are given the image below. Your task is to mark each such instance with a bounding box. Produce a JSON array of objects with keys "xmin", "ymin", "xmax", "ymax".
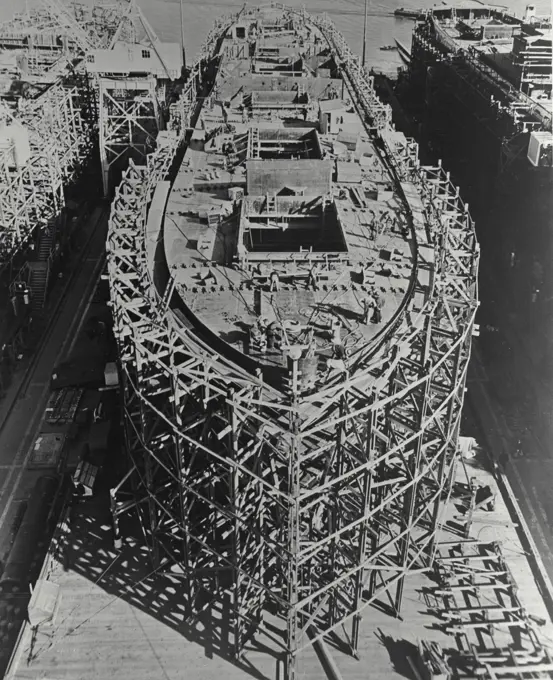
[
  {"xmin": 266, "ymin": 193, "xmax": 277, "ymax": 214},
  {"xmin": 249, "ymin": 127, "xmax": 260, "ymax": 158},
  {"xmin": 155, "ymin": 277, "xmax": 177, "ymax": 322}
]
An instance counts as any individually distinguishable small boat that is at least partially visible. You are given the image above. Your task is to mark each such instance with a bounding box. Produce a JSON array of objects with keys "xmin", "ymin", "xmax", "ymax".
[
  {"xmin": 380, "ymin": 44, "xmax": 398, "ymax": 51},
  {"xmin": 394, "ymin": 7, "xmax": 426, "ymax": 19}
]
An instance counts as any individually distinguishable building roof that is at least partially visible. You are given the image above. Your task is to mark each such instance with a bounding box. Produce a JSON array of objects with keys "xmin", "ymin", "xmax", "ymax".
[
  {"xmin": 433, "ymin": 1, "xmax": 507, "ymax": 10},
  {"xmin": 85, "ymin": 42, "xmax": 182, "ymax": 79}
]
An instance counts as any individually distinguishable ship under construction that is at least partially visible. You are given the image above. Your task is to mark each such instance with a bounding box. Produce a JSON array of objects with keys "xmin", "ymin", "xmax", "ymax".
[
  {"xmin": 107, "ymin": 3, "xmax": 482, "ymax": 675},
  {"xmin": 394, "ymin": 3, "xmax": 553, "ymax": 487},
  {"xmin": 2, "ymin": 3, "xmax": 553, "ymax": 680},
  {"xmin": 402, "ymin": 2, "xmax": 552, "ymax": 291}
]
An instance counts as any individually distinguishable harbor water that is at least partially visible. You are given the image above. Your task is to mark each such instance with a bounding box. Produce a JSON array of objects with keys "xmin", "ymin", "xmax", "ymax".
[
  {"xmin": 0, "ymin": 0, "xmax": 550, "ymax": 74},
  {"xmin": 140, "ymin": 0, "xmax": 551, "ymax": 74}
]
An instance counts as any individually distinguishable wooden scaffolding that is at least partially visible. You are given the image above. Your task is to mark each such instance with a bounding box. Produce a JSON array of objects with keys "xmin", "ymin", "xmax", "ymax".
[
  {"xmin": 107, "ymin": 8, "xmax": 480, "ymax": 680},
  {"xmin": 0, "ymin": 77, "xmax": 95, "ymax": 268}
]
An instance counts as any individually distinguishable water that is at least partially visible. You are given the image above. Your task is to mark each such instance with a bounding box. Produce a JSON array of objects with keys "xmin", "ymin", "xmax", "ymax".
[
  {"xmin": 139, "ymin": 0, "xmax": 552, "ymax": 74},
  {"xmin": 143, "ymin": 0, "xmax": 415, "ymax": 74},
  {"xmin": 0, "ymin": 0, "xmax": 550, "ymax": 74}
]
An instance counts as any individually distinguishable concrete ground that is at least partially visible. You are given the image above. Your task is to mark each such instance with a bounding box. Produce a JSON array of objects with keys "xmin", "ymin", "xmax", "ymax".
[
  {"xmin": 5, "ymin": 414, "xmax": 553, "ymax": 680},
  {"xmin": 0, "ymin": 205, "xmax": 108, "ymax": 676},
  {"xmin": 467, "ymin": 347, "xmax": 553, "ymax": 606}
]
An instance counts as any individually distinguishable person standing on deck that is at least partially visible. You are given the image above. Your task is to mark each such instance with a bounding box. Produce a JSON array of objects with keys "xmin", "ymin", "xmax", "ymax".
[
  {"xmin": 361, "ymin": 297, "xmax": 373, "ymax": 324},
  {"xmin": 270, "ymin": 271, "xmax": 280, "ymax": 292}
]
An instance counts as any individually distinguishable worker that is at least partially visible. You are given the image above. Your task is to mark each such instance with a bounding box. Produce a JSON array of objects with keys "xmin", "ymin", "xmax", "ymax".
[
  {"xmin": 267, "ymin": 322, "xmax": 283, "ymax": 351},
  {"xmin": 269, "ymin": 271, "xmax": 280, "ymax": 292},
  {"xmin": 361, "ymin": 297, "xmax": 373, "ymax": 324},
  {"xmin": 372, "ymin": 305, "xmax": 382, "ymax": 324},
  {"xmin": 250, "ymin": 325, "xmax": 267, "ymax": 354},
  {"xmin": 307, "ymin": 265, "xmax": 318, "ymax": 290},
  {"xmin": 257, "ymin": 316, "xmax": 269, "ymax": 334},
  {"xmin": 332, "ymin": 343, "xmax": 348, "ymax": 361},
  {"xmin": 331, "ymin": 318, "xmax": 342, "ymax": 346},
  {"xmin": 266, "ymin": 322, "xmax": 276, "ymax": 350}
]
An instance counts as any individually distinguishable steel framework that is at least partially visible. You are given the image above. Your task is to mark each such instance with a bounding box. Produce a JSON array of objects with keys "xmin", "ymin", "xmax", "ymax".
[
  {"xmin": 0, "ymin": 0, "xmax": 162, "ymax": 265},
  {"xmin": 0, "ymin": 0, "xmax": 141, "ymax": 268},
  {"xmin": 0, "ymin": 0, "xmax": 129, "ymax": 64},
  {"xmin": 107, "ymin": 7, "xmax": 479, "ymax": 679},
  {"xmin": 97, "ymin": 76, "xmax": 161, "ymax": 195}
]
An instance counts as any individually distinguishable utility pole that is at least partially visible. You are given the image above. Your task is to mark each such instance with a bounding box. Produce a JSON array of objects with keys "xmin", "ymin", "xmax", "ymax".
[
  {"xmin": 362, "ymin": 0, "xmax": 368, "ymax": 69},
  {"xmin": 179, "ymin": 0, "xmax": 186, "ymax": 70}
]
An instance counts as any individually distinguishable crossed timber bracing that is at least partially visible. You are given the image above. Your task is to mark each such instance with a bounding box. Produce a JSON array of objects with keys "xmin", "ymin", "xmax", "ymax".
[
  {"xmin": 0, "ymin": 77, "xmax": 95, "ymax": 266},
  {"xmin": 107, "ymin": 7, "xmax": 479, "ymax": 679}
]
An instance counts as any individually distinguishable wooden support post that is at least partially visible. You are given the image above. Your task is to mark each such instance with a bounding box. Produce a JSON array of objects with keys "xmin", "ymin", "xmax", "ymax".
[{"xmin": 351, "ymin": 401, "xmax": 374, "ymax": 654}]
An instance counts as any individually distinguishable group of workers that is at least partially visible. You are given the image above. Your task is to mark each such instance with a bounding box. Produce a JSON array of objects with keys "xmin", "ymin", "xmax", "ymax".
[
  {"xmin": 250, "ymin": 317, "xmax": 285, "ymax": 354},
  {"xmin": 249, "ymin": 286, "xmax": 385, "ymax": 359},
  {"xmin": 361, "ymin": 288, "xmax": 384, "ymax": 325},
  {"xmin": 249, "ymin": 317, "xmax": 319, "ymax": 358}
]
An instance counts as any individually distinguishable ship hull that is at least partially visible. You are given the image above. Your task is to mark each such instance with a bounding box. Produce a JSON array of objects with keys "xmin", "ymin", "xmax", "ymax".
[{"xmin": 107, "ymin": 6, "xmax": 479, "ymax": 676}]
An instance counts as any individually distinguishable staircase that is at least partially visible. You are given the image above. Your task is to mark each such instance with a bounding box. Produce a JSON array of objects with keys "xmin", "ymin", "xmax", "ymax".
[
  {"xmin": 28, "ymin": 262, "xmax": 50, "ymax": 311},
  {"xmin": 37, "ymin": 226, "xmax": 54, "ymax": 262},
  {"xmin": 29, "ymin": 225, "xmax": 55, "ymax": 311}
]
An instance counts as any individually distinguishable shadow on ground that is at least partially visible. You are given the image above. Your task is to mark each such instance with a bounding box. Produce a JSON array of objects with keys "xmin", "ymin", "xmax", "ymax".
[{"xmin": 53, "ymin": 492, "xmax": 281, "ymax": 680}]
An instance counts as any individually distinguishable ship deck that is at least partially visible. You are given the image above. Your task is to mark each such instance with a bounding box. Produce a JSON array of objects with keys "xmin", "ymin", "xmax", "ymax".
[{"xmin": 163, "ymin": 11, "xmax": 416, "ymax": 391}]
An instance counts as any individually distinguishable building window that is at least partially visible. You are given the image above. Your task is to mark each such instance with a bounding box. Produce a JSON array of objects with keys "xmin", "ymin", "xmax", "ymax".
[{"xmin": 141, "ymin": 49, "xmax": 151, "ymax": 59}]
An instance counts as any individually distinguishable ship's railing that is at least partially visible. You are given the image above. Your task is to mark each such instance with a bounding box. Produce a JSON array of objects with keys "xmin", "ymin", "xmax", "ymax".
[
  {"xmin": 306, "ymin": 12, "xmax": 393, "ymax": 130},
  {"xmin": 169, "ymin": 8, "xmax": 237, "ymax": 135}
]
